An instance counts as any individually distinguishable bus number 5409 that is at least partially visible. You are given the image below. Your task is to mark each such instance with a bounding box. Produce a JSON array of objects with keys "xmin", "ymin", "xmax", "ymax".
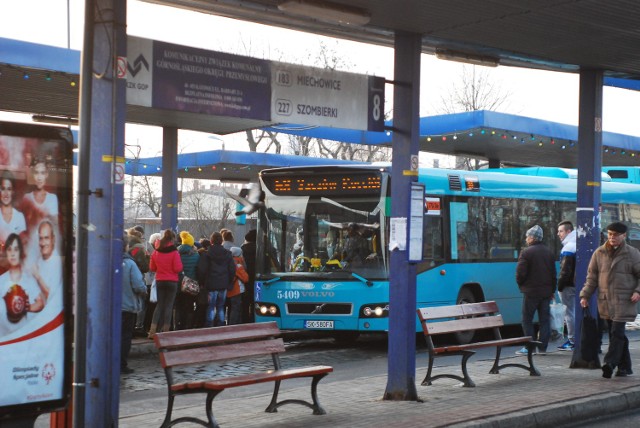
[{"xmin": 277, "ymin": 290, "xmax": 300, "ymax": 300}]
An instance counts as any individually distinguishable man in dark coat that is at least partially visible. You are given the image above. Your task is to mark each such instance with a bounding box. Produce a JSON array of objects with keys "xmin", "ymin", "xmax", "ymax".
[
  {"xmin": 515, "ymin": 225, "xmax": 557, "ymax": 355},
  {"xmin": 241, "ymin": 229, "xmax": 257, "ymax": 323},
  {"xmin": 197, "ymin": 231, "xmax": 236, "ymax": 327}
]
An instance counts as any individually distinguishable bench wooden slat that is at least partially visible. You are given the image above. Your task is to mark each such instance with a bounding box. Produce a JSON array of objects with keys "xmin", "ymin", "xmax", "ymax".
[
  {"xmin": 461, "ymin": 301, "xmax": 499, "ymax": 316},
  {"xmin": 423, "ymin": 315, "xmax": 503, "ymax": 335},
  {"xmin": 159, "ymin": 338, "xmax": 285, "ymax": 368},
  {"xmin": 417, "ymin": 301, "xmax": 499, "ymax": 320},
  {"xmin": 154, "ymin": 322, "xmax": 280, "ymax": 349},
  {"xmin": 201, "ymin": 366, "xmax": 334, "ymax": 390},
  {"xmin": 433, "ymin": 336, "xmax": 533, "ymax": 354}
]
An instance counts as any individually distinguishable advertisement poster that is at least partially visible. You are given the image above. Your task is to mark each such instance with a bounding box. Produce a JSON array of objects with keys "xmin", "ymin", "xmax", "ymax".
[
  {"xmin": 127, "ymin": 36, "xmax": 272, "ymax": 120},
  {"xmin": 0, "ymin": 122, "xmax": 73, "ymax": 418}
]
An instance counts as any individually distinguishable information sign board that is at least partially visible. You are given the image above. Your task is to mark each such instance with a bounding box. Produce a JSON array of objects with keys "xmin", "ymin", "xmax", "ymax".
[
  {"xmin": 127, "ymin": 37, "xmax": 385, "ymax": 131},
  {"xmin": 271, "ymin": 61, "xmax": 385, "ymax": 131}
]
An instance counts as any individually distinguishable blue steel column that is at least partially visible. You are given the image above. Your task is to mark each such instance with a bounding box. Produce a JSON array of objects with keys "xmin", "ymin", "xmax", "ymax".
[
  {"xmin": 571, "ymin": 69, "xmax": 603, "ymax": 367},
  {"xmin": 383, "ymin": 31, "xmax": 421, "ymax": 401},
  {"xmin": 162, "ymin": 127, "xmax": 179, "ymax": 231},
  {"xmin": 74, "ymin": 0, "xmax": 127, "ymax": 425}
]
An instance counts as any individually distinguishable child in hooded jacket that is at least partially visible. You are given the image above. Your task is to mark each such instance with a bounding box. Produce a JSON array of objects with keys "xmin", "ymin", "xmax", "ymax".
[{"xmin": 226, "ymin": 247, "xmax": 249, "ymax": 325}]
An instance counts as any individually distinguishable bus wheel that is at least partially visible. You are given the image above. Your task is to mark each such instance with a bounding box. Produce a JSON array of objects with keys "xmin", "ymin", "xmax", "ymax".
[
  {"xmin": 454, "ymin": 287, "xmax": 477, "ymax": 345},
  {"xmin": 333, "ymin": 331, "xmax": 360, "ymax": 344}
]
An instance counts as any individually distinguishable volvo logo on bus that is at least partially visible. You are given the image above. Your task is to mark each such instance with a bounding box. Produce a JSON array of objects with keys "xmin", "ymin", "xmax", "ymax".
[{"xmin": 321, "ymin": 283, "xmax": 339, "ymax": 290}]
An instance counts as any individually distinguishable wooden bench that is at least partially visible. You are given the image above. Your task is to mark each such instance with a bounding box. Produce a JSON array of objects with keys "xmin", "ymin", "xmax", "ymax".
[
  {"xmin": 153, "ymin": 321, "xmax": 333, "ymax": 428},
  {"xmin": 416, "ymin": 301, "xmax": 541, "ymax": 388}
]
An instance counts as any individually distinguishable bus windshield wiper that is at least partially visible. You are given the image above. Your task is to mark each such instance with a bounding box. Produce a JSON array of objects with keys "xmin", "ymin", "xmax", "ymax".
[
  {"xmin": 351, "ymin": 272, "xmax": 373, "ymax": 287},
  {"xmin": 263, "ymin": 277, "xmax": 281, "ymax": 286}
]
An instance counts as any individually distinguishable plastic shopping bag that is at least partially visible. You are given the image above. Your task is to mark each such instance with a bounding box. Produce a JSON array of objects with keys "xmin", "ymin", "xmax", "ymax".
[
  {"xmin": 550, "ymin": 298, "xmax": 565, "ymax": 334},
  {"xmin": 150, "ymin": 279, "xmax": 158, "ymax": 303}
]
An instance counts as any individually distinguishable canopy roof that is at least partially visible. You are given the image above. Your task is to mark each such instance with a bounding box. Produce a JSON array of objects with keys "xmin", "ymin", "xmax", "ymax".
[
  {"xmin": 265, "ymin": 110, "xmax": 640, "ymax": 167},
  {"xmin": 4, "ymin": 0, "xmax": 640, "ymax": 135},
  {"xmin": 148, "ymin": 0, "xmax": 640, "ymax": 80},
  {"xmin": 82, "ymin": 149, "xmax": 366, "ymax": 181}
]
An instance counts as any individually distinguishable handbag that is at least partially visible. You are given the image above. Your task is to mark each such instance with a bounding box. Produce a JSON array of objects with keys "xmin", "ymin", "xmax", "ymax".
[
  {"xmin": 180, "ymin": 274, "xmax": 200, "ymax": 296},
  {"xmin": 579, "ymin": 309, "xmax": 601, "ymax": 366},
  {"xmin": 570, "ymin": 307, "xmax": 602, "ymax": 368}
]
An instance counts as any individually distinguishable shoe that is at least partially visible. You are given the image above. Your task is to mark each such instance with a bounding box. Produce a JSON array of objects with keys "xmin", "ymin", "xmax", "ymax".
[
  {"xmin": 121, "ymin": 366, "xmax": 134, "ymax": 375},
  {"xmin": 557, "ymin": 340, "xmax": 574, "ymax": 351},
  {"xmin": 133, "ymin": 328, "xmax": 147, "ymax": 338},
  {"xmin": 602, "ymin": 364, "xmax": 613, "ymax": 379},
  {"xmin": 615, "ymin": 368, "xmax": 633, "ymax": 377},
  {"xmin": 537, "ymin": 349, "xmax": 547, "ymax": 356},
  {"xmin": 515, "ymin": 347, "xmax": 534, "ymax": 356}
]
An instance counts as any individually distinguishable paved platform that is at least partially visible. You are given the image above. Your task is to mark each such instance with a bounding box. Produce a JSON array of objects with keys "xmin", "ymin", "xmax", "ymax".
[{"xmin": 116, "ymin": 335, "xmax": 640, "ymax": 428}]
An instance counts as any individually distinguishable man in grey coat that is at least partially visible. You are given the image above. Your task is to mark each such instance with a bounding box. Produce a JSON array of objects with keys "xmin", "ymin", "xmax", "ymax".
[
  {"xmin": 580, "ymin": 222, "xmax": 640, "ymax": 378},
  {"xmin": 515, "ymin": 225, "xmax": 557, "ymax": 355}
]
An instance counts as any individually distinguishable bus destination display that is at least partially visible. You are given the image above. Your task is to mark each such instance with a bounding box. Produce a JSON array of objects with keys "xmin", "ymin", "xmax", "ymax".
[{"xmin": 264, "ymin": 173, "xmax": 382, "ymax": 196}]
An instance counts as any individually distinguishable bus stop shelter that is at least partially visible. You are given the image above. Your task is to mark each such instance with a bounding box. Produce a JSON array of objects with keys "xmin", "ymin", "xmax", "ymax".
[{"xmin": 4, "ymin": 1, "xmax": 640, "ymax": 425}]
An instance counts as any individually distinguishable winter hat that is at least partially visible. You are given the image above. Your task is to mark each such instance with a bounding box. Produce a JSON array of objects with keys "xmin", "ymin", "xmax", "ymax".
[
  {"xmin": 526, "ymin": 225, "xmax": 543, "ymax": 241},
  {"xmin": 230, "ymin": 246, "xmax": 243, "ymax": 257},
  {"xmin": 148, "ymin": 232, "xmax": 162, "ymax": 247},
  {"xmin": 200, "ymin": 238, "xmax": 211, "ymax": 250},
  {"xmin": 244, "ymin": 229, "xmax": 257, "ymax": 242},
  {"xmin": 606, "ymin": 222, "xmax": 627, "ymax": 234},
  {"xmin": 179, "ymin": 231, "xmax": 195, "ymax": 246}
]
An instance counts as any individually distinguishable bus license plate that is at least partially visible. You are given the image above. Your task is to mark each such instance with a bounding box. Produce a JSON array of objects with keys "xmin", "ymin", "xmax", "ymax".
[{"xmin": 304, "ymin": 320, "xmax": 334, "ymax": 329}]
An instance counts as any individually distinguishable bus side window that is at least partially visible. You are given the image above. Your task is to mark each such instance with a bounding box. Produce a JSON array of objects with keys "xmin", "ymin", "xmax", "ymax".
[
  {"xmin": 450, "ymin": 202, "xmax": 469, "ymax": 260},
  {"xmin": 423, "ymin": 216, "xmax": 443, "ymax": 261}
]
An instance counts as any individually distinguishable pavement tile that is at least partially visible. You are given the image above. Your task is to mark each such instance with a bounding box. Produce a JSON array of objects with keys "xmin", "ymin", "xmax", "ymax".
[
  {"xmin": 34, "ymin": 334, "xmax": 640, "ymax": 427},
  {"xmin": 116, "ymin": 342, "xmax": 640, "ymax": 428}
]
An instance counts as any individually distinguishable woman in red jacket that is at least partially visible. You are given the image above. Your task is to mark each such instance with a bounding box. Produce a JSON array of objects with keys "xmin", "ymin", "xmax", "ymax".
[{"xmin": 148, "ymin": 229, "xmax": 182, "ymax": 337}]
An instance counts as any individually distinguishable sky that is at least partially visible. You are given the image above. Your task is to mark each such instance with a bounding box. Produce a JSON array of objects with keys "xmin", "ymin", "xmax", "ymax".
[{"xmin": 2, "ymin": 0, "xmax": 640, "ymax": 161}]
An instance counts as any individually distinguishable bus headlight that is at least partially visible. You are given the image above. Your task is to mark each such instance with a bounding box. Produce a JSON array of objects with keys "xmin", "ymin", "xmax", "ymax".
[
  {"xmin": 360, "ymin": 303, "xmax": 389, "ymax": 318},
  {"xmin": 255, "ymin": 302, "xmax": 281, "ymax": 317}
]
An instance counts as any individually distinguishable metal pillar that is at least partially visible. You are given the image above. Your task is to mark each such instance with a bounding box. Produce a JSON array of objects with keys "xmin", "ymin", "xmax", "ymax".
[
  {"xmin": 383, "ymin": 31, "xmax": 421, "ymax": 401},
  {"xmin": 161, "ymin": 127, "xmax": 179, "ymax": 231},
  {"xmin": 74, "ymin": 0, "xmax": 127, "ymax": 425},
  {"xmin": 571, "ymin": 69, "xmax": 603, "ymax": 367}
]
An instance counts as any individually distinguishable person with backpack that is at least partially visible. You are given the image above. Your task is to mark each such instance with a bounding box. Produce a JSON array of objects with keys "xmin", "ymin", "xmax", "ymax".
[
  {"xmin": 175, "ymin": 231, "xmax": 200, "ymax": 330},
  {"xmin": 127, "ymin": 227, "xmax": 150, "ymax": 274},
  {"xmin": 226, "ymin": 247, "xmax": 249, "ymax": 325},
  {"xmin": 121, "ymin": 235, "xmax": 147, "ymax": 374},
  {"xmin": 127, "ymin": 227, "xmax": 150, "ymax": 336}
]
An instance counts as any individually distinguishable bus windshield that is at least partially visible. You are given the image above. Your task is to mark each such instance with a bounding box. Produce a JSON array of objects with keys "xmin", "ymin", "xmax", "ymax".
[{"xmin": 259, "ymin": 168, "xmax": 389, "ymax": 279}]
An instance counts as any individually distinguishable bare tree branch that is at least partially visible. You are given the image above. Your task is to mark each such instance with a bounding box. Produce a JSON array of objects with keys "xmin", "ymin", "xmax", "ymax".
[{"xmin": 438, "ymin": 65, "xmax": 512, "ymax": 170}]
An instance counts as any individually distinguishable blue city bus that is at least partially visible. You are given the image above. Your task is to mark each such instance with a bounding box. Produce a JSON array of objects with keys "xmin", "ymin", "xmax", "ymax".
[{"xmin": 253, "ymin": 165, "xmax": 640, "ymax": 342}]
